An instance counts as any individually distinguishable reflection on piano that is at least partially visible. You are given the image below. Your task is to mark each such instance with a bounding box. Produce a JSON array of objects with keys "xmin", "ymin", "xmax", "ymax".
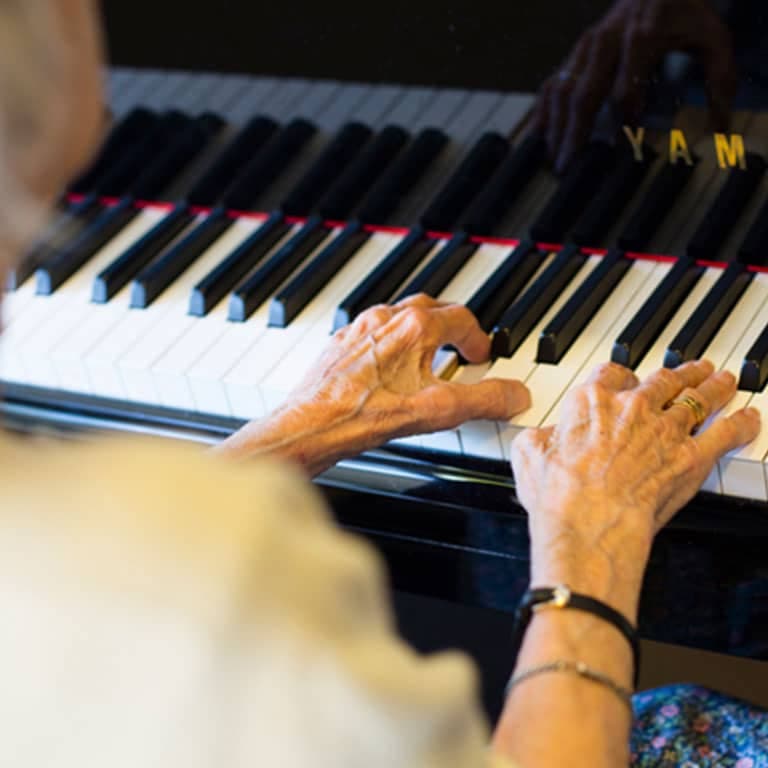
[{"xmin": 2, "ymin": 0, "xmax": 768, "ymax": 685}]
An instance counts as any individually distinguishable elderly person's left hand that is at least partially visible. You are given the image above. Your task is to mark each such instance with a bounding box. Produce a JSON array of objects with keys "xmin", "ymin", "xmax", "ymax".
[{"xmin": 217, "ymin": 295, "xmax": 531, "ymax": 474}]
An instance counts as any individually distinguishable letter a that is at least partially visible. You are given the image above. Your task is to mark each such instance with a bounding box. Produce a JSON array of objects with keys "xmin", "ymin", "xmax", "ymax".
[{"xmin": 669, "ymin": 129, "xmax": 693, "ymax": 166}]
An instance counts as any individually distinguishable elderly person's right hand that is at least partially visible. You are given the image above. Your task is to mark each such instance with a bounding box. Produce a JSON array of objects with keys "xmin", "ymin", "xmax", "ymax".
[
  {"xmin": 532, "ymin": 0, "xmax": 737, "ymax": 172},
  {"xmin": 511, "ymin": 359, "xmax": 759, "ymax": 620}
]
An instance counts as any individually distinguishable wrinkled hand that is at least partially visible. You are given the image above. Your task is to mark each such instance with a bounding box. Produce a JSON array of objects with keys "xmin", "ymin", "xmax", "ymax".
[
  {"xmin": 511, "ymin": 360, "xmax": 759, "ymax": 603},
  {"xmin": 219, "ymin": 295, "xmax": 530, "ymax": 474},
  {"xmin": 293, "ymin": 294, "xmax": 530, "ymax": 440},
  {"xmin": 531, "ymin": 0, "xmax": 736, "ymax": 172}
]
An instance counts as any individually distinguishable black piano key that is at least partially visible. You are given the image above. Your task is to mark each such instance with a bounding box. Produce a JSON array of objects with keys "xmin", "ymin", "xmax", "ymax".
[
  {"xmin": 333, "ymin": 226, "xmax": 434, "ymax": 330},
  {"xmin": 571, "ymin": 146, "xmax": 657, "ymax": 246},
  {"xmin": 93, "ymin": 111, "xmax": 192, "ymax": 198},
  {"xmin": 186, "ymin": 115, "xmax": 279, "ymax": 207},
  {"xmin": 228, "ymin": 214, "xmax": 329, "ymax": 322},
  {"xmin": 686, "ymin": 154, "xmax": 767, "ymax": 261},
  {"xmin": 128, "ymin": 113, "xmax": 225, "ymax": 201},
  {"xmin": 618, "ymin": 160, "xmax": 696, "ymax": 252},
  {"xmin": 529, "ymin": 142, "xmax": 615, "ymax": 243},
  {"xmin": 9, "ymin": 196, "xmax": 102, "ymax": 289},
  {"xmin": 466, "ymin": 240, "xmax": 543, "ymax": 333},
  {"xmin": 357, "ymin": 128, "xmax": 448, "ymax": 224},
  {"xmin": 130, "ymin": 206, "xmax": 233, "ymax": 308},
  {"xmin": 91, "ymin": 204, "xmax": 194, "ymax": 303},
  {"xmin": 393, "ymin": 232, "xmax": 476, "ymax": 302},
  {"xmin": 222, "ymin": 118, "xmax": 316, "ymax": 211},
  {"xmin": 68, "ymin": 108, "xmax": 159, "ymax": 196},
  {"xmin": 37, "ymin": 196, "xmax": 139, "ymax": 292},
  {"xmin": 611, "ymin": 257, "xmax": 704, "ymax": 369},
  {"xmin": 664, "ymin": 262, "xmax": 754, "ymax": 368},
  {"xmin": 420, "ymin": 132, "xmax": 510, "ymax": 231},
  {"xmin": 317, "ymin": 125, "xmax": 409, "ymax": 220},
  {"xmin": 538, "ymin": 248, "xmax": 632, "ymax": 364},
  {"xmin": 739, "ymin": 321, "xmax": 768, "ymax": 392},
  {"xmin": 461, "ymin": 135, "xmax": 547, "ymax": 236},
  {"xmin": 737, "ymin": 196, "xmax": 768, "ymax": 266},
  {"xmin": 35, "ymin": 198, "xmax": 140, "ymax": 295},
  {"xmin": 189, "ymin": 211, "xmax": 289, "ymax": 316},
  {"xmin": 269, "ymin": 220, "xmax": 370, "ymax": 328},
  {"xmin": 281, "ymin": 122, "xmax": 373, "ymax": 216},
  {"xmin": 491, "ymin": 243, "xmax": 587, "ymax": 359},
  {"xmin": 5, "ymin": 254, "xmax": 38, "ymax": 291},
  {"xmin": 46, "ymin": 118, "xmax": 223, "ymax": 298}
]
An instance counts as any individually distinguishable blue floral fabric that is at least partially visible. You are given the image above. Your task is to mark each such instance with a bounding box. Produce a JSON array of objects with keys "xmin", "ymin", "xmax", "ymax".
[{"xmin": 631, "ymin": 685, "xmax": 768, "ymax": 767}]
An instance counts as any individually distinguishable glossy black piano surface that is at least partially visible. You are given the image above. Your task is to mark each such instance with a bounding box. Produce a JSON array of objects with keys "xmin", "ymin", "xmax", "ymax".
[{"xmin": 3, "ymin": 0, "xmax": 768, "ymax": 665}]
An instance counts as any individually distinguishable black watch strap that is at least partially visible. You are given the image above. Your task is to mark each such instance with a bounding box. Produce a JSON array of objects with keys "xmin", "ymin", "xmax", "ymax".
[{"xmin": 510, "ymin": 584, "xmax": 640, "ymax": 688}]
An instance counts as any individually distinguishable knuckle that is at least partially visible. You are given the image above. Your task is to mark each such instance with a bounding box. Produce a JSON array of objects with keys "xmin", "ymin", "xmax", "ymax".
[
  {"xmin": 655, "ymin": 367, "xmax": 678, "ymax": 389},
  {"xmin": 629, "ymin": 388, "xmax": 652, "ymax": 412},
  {"xmin": 401, "ymin": 306, "xmax": 431, "ymax": 330},
  {"xmin": 677, "ymin": 439, "xmax": 701, "ymax": 475}
]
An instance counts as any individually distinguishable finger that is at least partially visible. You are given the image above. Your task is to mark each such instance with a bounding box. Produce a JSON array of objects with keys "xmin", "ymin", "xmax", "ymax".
[
  {"xmin": 557, "ymin": 30, "xmax": 619, "ymax": 172},
  {"xmin": 585, "ymin": 361, "xmax": 638, "ymax": 391},
  {"xmin": 664, "ymin": 386, "xmax": 712, "ymax": 434},
  {"xmin": 411, "ymin": 377, "xmax": 531, "ymax": 431},
  {"xmin": 429, "ymin": 303, "xmax": 492, "ymax": 363},
  {"xmin": 547, "ymin": 33, "xmax": 593, "ymax": 168},
  {"xmin": 612, "ymin": 19, "xmax": 659, "ymax": 121},
  {"xmin": 527, "ymin": 83, "xmax": 550, "ymax": 139},
  {"xmin": 393, "ymin": 293, "xmax": 450, "ymax": 311},
  {"xmin": 665, "ymin": 370, "xmax": 737, "ymax": 432},
  {"xmin": 695, "ymin": 407, "xmax": 761, "ymax": 466},
  {"xmin": 349, "ymin": 304, "xmax": 396, "ymax": 336},
  {"xmin": 546, "ymin": 79, "xmax": 573, "ymax": 168},
  {"xmin": 684, "ymin": 9, "xmax": 737, "ymax": 131},
  {"xmin": 635, "ymin": 360, "xmax": 715, "ymax": 410}
]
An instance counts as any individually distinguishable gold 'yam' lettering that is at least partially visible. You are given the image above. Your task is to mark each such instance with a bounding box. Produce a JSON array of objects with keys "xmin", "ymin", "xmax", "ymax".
[
  {"xmin": 669, "ymin": 129, "xmax": 694, "ymax": 166},
  {"xmin": 622, "ymin": 126, "xmax": 645, "ymax": 162},
  {"xmin": 714, "ymin": 133, "xmax": 746, "ymax": 169}
]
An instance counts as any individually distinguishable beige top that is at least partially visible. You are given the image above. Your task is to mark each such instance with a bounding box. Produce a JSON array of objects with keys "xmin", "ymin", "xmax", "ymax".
[{"xmin": 0, "ymin": 432, "xmax": 516, "ymax": 767}]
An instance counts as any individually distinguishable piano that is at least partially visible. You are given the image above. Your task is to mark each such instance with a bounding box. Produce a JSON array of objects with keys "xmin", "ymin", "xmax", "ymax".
[{"xmin": 3, "ymin": 0, "xmax": 768, "ymax": 716}]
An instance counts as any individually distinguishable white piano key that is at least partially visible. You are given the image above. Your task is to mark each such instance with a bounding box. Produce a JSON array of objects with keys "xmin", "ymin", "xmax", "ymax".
[
  {"xmin": 183, "ymin": 228, "xmax": 387, "ymax": 418},
  {"xmin": 80, "ymin": 213, "xmax": 216, "ymax": 400},
  {"xmin": 706, "ymin": 272, "xmax": 768, "ymax": 372},
  {"xmin": 718, "ymin": 390, "xmax": 765, "ymax": 500},
  {"xmin": 520, "ymin": 257, "xmax": 660, "ymax": 429},
  {"xmin": 149, "ymin": 220, "xmax": 305, "ymax": 412},
  {"xmin": 18, "ymin": 211, "xmax": 173, "ymax": 388},
  {"xmin": 115, "ymin": 217, "xmax": 271, "ymax": 405},
  {"xmin": 141, "ymin": 218, "xmax": 265, "ymax": 410},
  {"xmin": 41, "ymin": 208, "xmax": 181, "ymax": 393},
  {"xmin": 439, "ymin": 243, "xmax": 512, "ymax": 305},
  {"xmin": 250, "ymin": 232, "xmax": 399, "ymax": 415},
  {"xmin": 431, "ymin": 243, "xmax": 513, "ymax": 459},
  {"xmin": 716, "ymin": 275, "xmax": 768, "ymax": 500},
  {"xmin": 633, "ymin": 266, "xmax": 723, "ymax": 381},
  {"xmin": 436, "ymin": 249, "xmax": 556, "ymax": 460},
  {"xmin": 0, "ymin": 208, "xmax": 170, "ymax": 386},
  {"xmin": 483, "ymin": 254, "xmax": 602, "ymax": 458}
]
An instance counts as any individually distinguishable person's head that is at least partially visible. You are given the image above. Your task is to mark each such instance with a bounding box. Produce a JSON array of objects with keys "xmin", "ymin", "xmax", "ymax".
[{"xmin": 0, "ymin": 0, "xmax": 104, "ymax": 275}]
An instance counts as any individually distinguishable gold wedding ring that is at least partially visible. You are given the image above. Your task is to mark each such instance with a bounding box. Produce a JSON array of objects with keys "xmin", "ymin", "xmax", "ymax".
[{"xmin": 666, "ymin": 394, "xmax": 707, "ymax": 431}]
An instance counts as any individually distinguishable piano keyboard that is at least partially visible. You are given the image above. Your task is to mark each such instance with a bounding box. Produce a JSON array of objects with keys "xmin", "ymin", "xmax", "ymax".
[{"xmin": 4, "ymin": 69, "xmax": 768, "ymax": 502}]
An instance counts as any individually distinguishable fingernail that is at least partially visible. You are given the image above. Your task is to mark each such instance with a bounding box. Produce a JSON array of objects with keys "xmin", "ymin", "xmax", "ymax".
[
  {"xmin": 717, "ymin": 369, "xmax": 736, "ymax": 385},
  {"xmin": 513, "ymin": 383, "xmax": 532, "ymax": 412},
  {"xmin": 746, "ymin": 407, "xmax": 761, "ymax": 419}
]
